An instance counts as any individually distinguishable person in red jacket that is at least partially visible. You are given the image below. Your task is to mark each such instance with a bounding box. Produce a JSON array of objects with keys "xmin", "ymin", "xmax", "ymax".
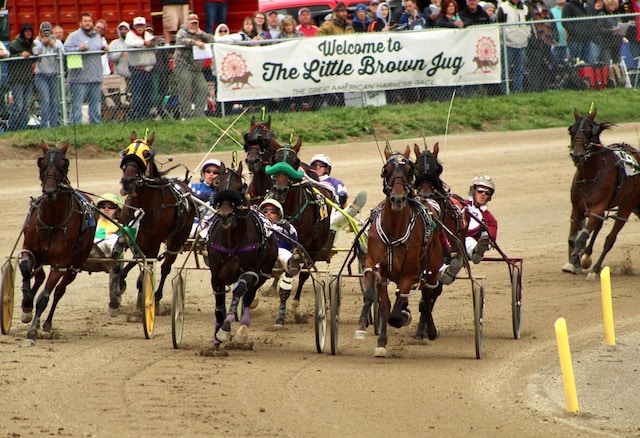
[{"xmin": 466, "ymin": 175, "xmax": 498, "ymax": 263}]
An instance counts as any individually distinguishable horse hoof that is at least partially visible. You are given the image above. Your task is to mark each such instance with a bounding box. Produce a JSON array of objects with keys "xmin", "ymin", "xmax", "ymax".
[
  {"xmin": 402, "ymin": 310, "xmax": 412, "ymax": 327},
  {"xmin": 291, "ymin": 299, "xmax": 300, "ymax": 312},
  {"xmin": 235, "ymin": 325, "xmax": 249, "ymax": 344},
  {"xmin": 216, "ymin": 329, "xmax": 231, "ymax": 342},
  {"xmin": 250, "ymin": 297, "xmax": 259, "ymax": 310},
  {"xmin": 580, "ymin": 254, "xmax": 592, "ymax": 270},
  {"xmin": 354, "ymin": 329, "xmax": 367, "ymax": 340},
  {"xmin": 586, "ymin": 271, "xmax": 599, "ymax": 281},
  {"xmin": 108, "ymin": 307, "xmax": 119, "ymax": 317},
  {"xmin": 374, "ymin": 347, "xmax": 387, "ymax": 357},
  {"xmin": 427, "ymin": 328, "xmax": 439, "ymax": 341},
  {"xmin": 21, "ymin": 311, "xmax": 33, "ymax": 324},
  {"xmin": 561, "ymin": 263, "xmax": 580, "ymax": 274},
  {"xmin": 21, "ymin": 338, "xmax": 36, "ymax": 347}
]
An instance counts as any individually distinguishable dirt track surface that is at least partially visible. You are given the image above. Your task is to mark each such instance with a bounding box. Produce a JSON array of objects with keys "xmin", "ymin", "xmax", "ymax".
[{"xmin": 2, "ymin": 125, "xmax": 640, "ymax": 437}]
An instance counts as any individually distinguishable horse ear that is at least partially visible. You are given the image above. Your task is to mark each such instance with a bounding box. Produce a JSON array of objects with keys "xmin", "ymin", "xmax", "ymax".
[
  {"xmin": 273, "ymin": 139, "xmax": 282, "ymax": 150},
  {"xmin": 250, "ymin": 115, "xmax": 256, "ymax": 127},
  {"xmin": 60, "ymin": 143, "xmax": 69, "ymax": 155},
  {"xmin": 413, "ymin": 143, "xmax": 420, "ymax": 159},
  {"xmin": 237, "ymin": 160, "xmax": 244, "ymax": 175},
  {"xmin": 148, "ymin": 132, "xmax": 155, "ymax": 146},
  {"xmin": 266, "ymin": 115, "xmax": 271, "ymax": 129},
  {"xmin": 573, "ymin": 108, "xmax": 581, "ymax": 121},
  {"xmin": 403, "ymin": 145, "xmax": 411, "ymax": 159},
  {"xmin": 433, "ymin": 142, "xmax": 439, "ymax": 157},
  {"xmin": 384, "ymin": 147, "xmax": 392, "ymax": 161},
  {"xmin": 40, "ymin": 141, "xmax": 49, "ymax": 154},
  {"xmin": 293, "ymin": 136, "xmax": 302, "ymax": 152},
  {"xmin": 588, "ymin": 106, "xmax": 597, "ymax": 120},
  {"xmin": 130, "ymin": 131, "xmax": 137, "ymax": 142}
]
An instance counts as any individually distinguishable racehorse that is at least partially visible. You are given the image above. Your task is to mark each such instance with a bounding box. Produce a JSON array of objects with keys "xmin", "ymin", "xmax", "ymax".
[
  {"xmin": 356, "ymin": 146, "xmax": 440, "ymax": 357},
  {"xmin": 266, "ymin": 138, "xmax": 333, "ymax": 326},
  {"xmin": 244, "ymin": 115, "xmax": 277, "ymax": 206},
  {"xmin": 412, "ymin": 142, "xmax": 469, "ymax": 340},
  {"xmin": 562, "ymin": 106, "xmax": 640, "ymax": 279},
  {"xmin": 206, "ymin": 162, "xmax": 278, "ymax": 345},
  {"xmin": 18, "ymin": 143, "xmax": 96, "ymax": 342},
  {"xmin": 118, "ymin": 131, "xmax": 196, "ymax": 313}
]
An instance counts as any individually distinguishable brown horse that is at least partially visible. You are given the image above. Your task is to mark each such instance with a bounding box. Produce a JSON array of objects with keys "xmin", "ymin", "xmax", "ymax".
[
  {"xmin": 206, "ymin": 163, "xmax": 278, "ymax": 346},
  {"xmin": 562, "ymin": 107, "xmax": 640, "ymax": 279},
  {"xmin": 356, "ymin": 146, "xmax": 439, "ymax": 357},
  {"xmin": 118, "ymin": 131, "xmax": 196, "ymax": 312},
  {"xmin": 18, "ymin": 143, "xmax": 96, "ymax": 343},
  {"xmin": 244, "ymin": 115, "xmax": 277, "ymax": 206},
  {"xmin": 266, "ymin": 138, "xmax": 333, "ymax": 326},
  {"xmin": 412, "ymin": 142, "xmax": 469, "ymax": 340}
]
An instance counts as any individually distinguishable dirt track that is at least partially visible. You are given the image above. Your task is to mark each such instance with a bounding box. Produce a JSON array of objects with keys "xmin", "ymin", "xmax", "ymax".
[{"xmin": 1, "ymin": 124, "xmax": 640, "ymax": 437}]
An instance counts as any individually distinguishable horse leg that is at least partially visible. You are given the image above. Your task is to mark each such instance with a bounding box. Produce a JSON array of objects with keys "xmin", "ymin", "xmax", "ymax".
[
  {"xmin": 587, "ymin": 218, "xmax": 627, "ymax": 280},
  {"xmin": 355, "ymin": 270, "xmax": 378, "ymax": 339},
  {"xmin": 212, "ymin": 288, "xmax": 226, "ymax": 348},
  {"xmin": 415, "ymin": 283, "xmax": 442, "ymax": 341},
  {"xmin": 291, "ymin": 271, "xmax": 310, "ymax": 312},
  {"xmin": 217, "ymin": 272, "xmax": 259, "ymax": 342},
  {"xmin": 19, "ymin": 254, "xmax": 39, "ymax": 323},
  {"xmin": 581, "ymin": 220, "xmax": 603, "ymax": 270},
  {"xmin": 108, "ymin": 262, "xmax": 125, "ymax": 316},
  {"xmin": 275, "ymin": 273, "xmax": 295, "ymax": 327},
  {"xmin": 389, "ymin": 279, "xmax": 413, "ymax": 329},
  {"xmin": 42, "ymin": 271, "xmax": 76, "ymax": 333},
  {"xmin": 374, "ymin": 281, "xmax": 390, "ymax": 358},
  {"xmin": 27, "ymin": 271, "xmax": 63, "ymax": 341},
  {"xmin": 563, "ymin": 227, "xmax": 590, "ymax": 274}
]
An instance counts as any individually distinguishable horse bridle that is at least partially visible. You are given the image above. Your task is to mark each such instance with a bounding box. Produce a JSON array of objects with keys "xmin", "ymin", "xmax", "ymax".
[
  {"xmin": 570, "ymin": 116, "xmax": 602, "ymax": 164},
  {"xmin": 38, "ymin": 149, "xmax": 70, "ymax": 189},
  {"xmin": 382, "ymin": 155, "xmax": 415, "ymax": 197}
]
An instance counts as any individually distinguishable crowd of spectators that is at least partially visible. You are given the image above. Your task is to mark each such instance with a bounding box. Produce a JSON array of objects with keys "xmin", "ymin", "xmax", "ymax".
[{"xmin": 0, "ymin": 0, "xmax": 638, "ymax": 131}]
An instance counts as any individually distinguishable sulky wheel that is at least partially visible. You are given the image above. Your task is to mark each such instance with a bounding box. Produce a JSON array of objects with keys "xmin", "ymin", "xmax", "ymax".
[
  {"xmin": 142, "ymin": 266, "xmax": 155, "ymax": 339},
  {"xmin": 511, "ymin": 266, "xmax": 522, "ymax": 340},
  {"xmin": 473, "ymin": 282, "xmax": 485, "ymax": 360},
  {"xmin": 1, "ymin": 260, "xmax": 16, "ymax": 335},
  {"xmin": 314, "ymin": 279, "xmax": 327, "ymax": 353},
  {"xmin": 171, "ymin": 273, "xmax": 186, "ymax": 349},
  {"xmin": 330, "ymin": 278, "xmax": 341, "ymax": 356}
]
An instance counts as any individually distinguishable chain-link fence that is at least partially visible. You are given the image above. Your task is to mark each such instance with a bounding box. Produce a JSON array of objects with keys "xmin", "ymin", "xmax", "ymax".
[{"xmin": 0, "ymin": 13, "xmax": 638, "ymax": 132}]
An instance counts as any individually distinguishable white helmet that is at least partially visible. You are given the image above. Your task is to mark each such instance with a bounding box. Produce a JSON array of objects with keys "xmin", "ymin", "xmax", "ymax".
[
  {"xmin": 470, "ymin": 175, "xmax": 495, "ymax": 196},
  {"xmin": 310, "ymin": 154, "xmax": 332, "ymax": 174},
  {"xmin": 201, "ymin": 159, "xmax": 223, "ymax": 178},
  {"xmin": 259, "ymin": 199, "xmax": 284, "ymax": 217}
]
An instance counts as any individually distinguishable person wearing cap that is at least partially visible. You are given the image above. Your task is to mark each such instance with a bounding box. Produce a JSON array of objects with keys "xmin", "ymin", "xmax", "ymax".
[
  {"xmin": 7, "ymin": 23, "xmax": 35, "ymax": 131},
  {"xmin": 64, "ymin": 13, "xmax": 107, "ymax": 125},
  {"xmin": 108, "ymin": 22, "xmax": 132, "ymax": 85},
  {"xmin": 460, "ymin": 0, "xmax": 491, "ymax": 26},
  {"xmin": 125, "ymin": 17, "xmax": 160, "ymax": 120},
  {"xmin": 296, "ymin": 7, "xmax": 318, "ymax": 36},
  {"xmin": 352, "ymin": 3, "xmax": 372, "ymax": 32},
  {"xmin": 265, "ymin": 11, "xmax": 281, "ymax": 39},
  {"xmin": 368, "ymin": 0, "xmax": 380, "ymax": 21},
  {"xmin": 34, "ymin": 21, "xmax": 64, "ymax": 129},
  {"xmin": 466, "ymin": 175, "xmax": 498, "ymax": 263},
  {"xmin": 398, "ymin": 0, "xmax": 429, "ymax": 30},
  {"xmin": 317, "ymin": 2, "xmax": 355, "ymax": 35},
  {"xmin": 174, "ymin": 13, "xmax": 215, "ymax": 119},
  {"xmin": 204, "ymin": 0, "xmax": 228, "ymax": 34},
  {"xmin": 189, "ymin": 158, "xmax": 225, "ymax": 236},
  {"xmin": 162, "ymin": 0, "xmax": 189, "ymax": 45},
  {"xmin": 94, "ymin": 193, "xmax": 124, "ymax": 257}
]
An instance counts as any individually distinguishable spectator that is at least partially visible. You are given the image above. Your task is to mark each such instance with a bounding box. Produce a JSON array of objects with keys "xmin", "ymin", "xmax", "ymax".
[
  {"xmin": 126, "ymin": 16, "xmax": 160, "ymax": 120},
  {"xmin": 353, "ymin": 3, "xmax": 372, "ymax": 32},
  {"xmin": 498, "ymin": 0, "xmax": 532, "ymax": 93},
  {"xmin": 162, "ymin": 0, "xmax": 189, "ymax": 45},
  {"xmin": 64, "ymin": 13, "xmax": 107, "ymax": 125},
  {"xmin": 235, "ymin": 17, "xmax": 258, "ymax": 41},
  {"xmin": 398, "ymin": 0, "xmax": 430, "ymax": 30},
  {"xmin": 562, "ymin": 0, "xmax": 600, "ymax": 64},
  {"xmin": 0, "ymin": 40, "xmax": 8, "ymax": 58},
  {"xmin": 278, "ymin": 15, "xmax": 304, "ymax": 39},
  {"xmin": 460, "ymin": 0, "xmax": 491, "ymax": 26},
  {"xmin": 94, "ymin": 19, "xmax": 111, "ymax": 76},
  {"xmin": 33, "ymin": 21, "xmax": 63, "ymax": 129},
  {"xmin": 550, "ymin": 0, "xmax": 569, "ymax": 64},
  {"xmin": 204, "ymin": 0, "xmax": 228, "ymax": 34},
  {"xmin": 7, "ymin": 22, "xmax": 35, "ymax": 132},
  {"xmin": 426, "ymin": 0, "xmax": 443, "ymax": 26},
  {"xmin": 53, "ymin": 25, "xmax": 65, "ymax": 42},
  {"xmin": 370, "ymin": 1, "xmax": 397, "ymax": 31},
  {"xmin": 368, "ymin": 0, "xmax": 381, "ymax": 21},
  {"xmin": 109, "ymin": 22, "xmax": 131, "ymax": 83},
  {"xmin": 621, "ymin": 0, "xmax": 640, "ymax": 61},
  {"xmin": 265, "ymin": 10, "xmax": 281, "ymax": 39},
  {"xmin": 598, "ymin": 0, "xmax": 624, "ymax": 64},
  {"xmin": 436, "ymin": 0, "xmax": 465, "ymax": 27},
  {"xmin": 174, "ymin": 13, "xmax": 215, "ymax": 119},
  {"xmin": 526, "ymin": 0, "xmax": 558, "ymax": 91},
  {"xmin": 253, "ymin": 11, "xmax": 269, "ymax": 40},
  {"xmin": 214, "ymin": 23, "xmax": 234, "ymax": 42},
  {"xmin": 317, "ymin": 2, "xmax": 355, "ymax": 35},
  {"xmin": 297, "ymin": 7, "xmax": 318, "ymax": 36},
  {"xmin": 480, "ymin": 2, "xmax": 497, "ymax": 22}
]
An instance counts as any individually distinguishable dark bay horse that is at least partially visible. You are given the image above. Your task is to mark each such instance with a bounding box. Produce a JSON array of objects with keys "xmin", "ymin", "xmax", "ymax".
[
  {"xmin": 244, "ymin": 115, "xmax": 277, "ymax": 206},
  {"xmin": 206, "ymin": 163, "xmax": 278, "ymax": 346},
  {"xmin": 119, "ymin": 131, "xmax": 196, "ymax": 312},
  {"xmin": 18, "ymin": 143, "xmax": 96, "ymax": 343},
  {"xmin": 562, "ymin": 107, "xmax": 640, "ymax": 279},
  {"xmin": 356, "ymin": 146, "xmax": 439, "ymax": 357},
  {"xmin": 412, "ymin": 142, "xmax": 469, "ymax": 340},
  {"xmin": 266, "ymin": 138, "xmax": 333, "ymax": 326}
]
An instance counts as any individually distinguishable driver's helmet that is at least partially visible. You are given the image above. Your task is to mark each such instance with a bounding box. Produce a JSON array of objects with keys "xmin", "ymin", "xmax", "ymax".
[
  {"xmin": 201, "ymin": 159, "xmax": 224, "ymax": 179},
  {"xmin": 259, "ymin": 199, "xmax": 284, "ymax": 218},
  {"xmin": 469, "ymin": 175, "xmax": 495, "ymax": 198},
  {"xmin": 310, "ymin": 154, "xmax": 332, "ymax": 175},
  {"xmin": 97, "ymin": 193, "xmax": 123, "ymax": 210}
]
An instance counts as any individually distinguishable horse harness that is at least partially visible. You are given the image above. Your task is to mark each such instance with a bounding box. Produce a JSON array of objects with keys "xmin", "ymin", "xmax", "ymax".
[{"xmin": 209, "ymin": 208, "xmax": 270, "ymax": 258}]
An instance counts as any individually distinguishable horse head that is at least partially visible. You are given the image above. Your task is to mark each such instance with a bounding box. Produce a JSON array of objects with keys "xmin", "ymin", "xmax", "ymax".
[
  {"xmin": 382, "ymin": 145, "xmax": 414, "ymax": 212},
  {"xmin": 569, "ymin": 107, "xmax": 613, "ymax": 166},
  {"xmin": 119, "ymin": 131, "xmax": 156, "ymax": 195},
  {"xmin": 37, "ymin": 142, "xmax": 70, "ymax": 203},
  {"xmin": 244, "ymin": 115, "xmax": 275, "ymax": 173},
  {"xmin": 413, "ymin": 142, "xmax": 445, "ymax": 198},
  {"xmin": 267, "ymin": 137, "xmax": 304, "ymax": 203},
  {"xmin": 215, "ymin": 163, "xmax": 248, "ymax": 229}
]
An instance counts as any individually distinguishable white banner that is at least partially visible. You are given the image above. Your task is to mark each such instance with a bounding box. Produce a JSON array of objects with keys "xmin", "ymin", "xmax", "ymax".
[{"xmin": 214, "ymin": 26, "xmax": 501, "ymax": 102}]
